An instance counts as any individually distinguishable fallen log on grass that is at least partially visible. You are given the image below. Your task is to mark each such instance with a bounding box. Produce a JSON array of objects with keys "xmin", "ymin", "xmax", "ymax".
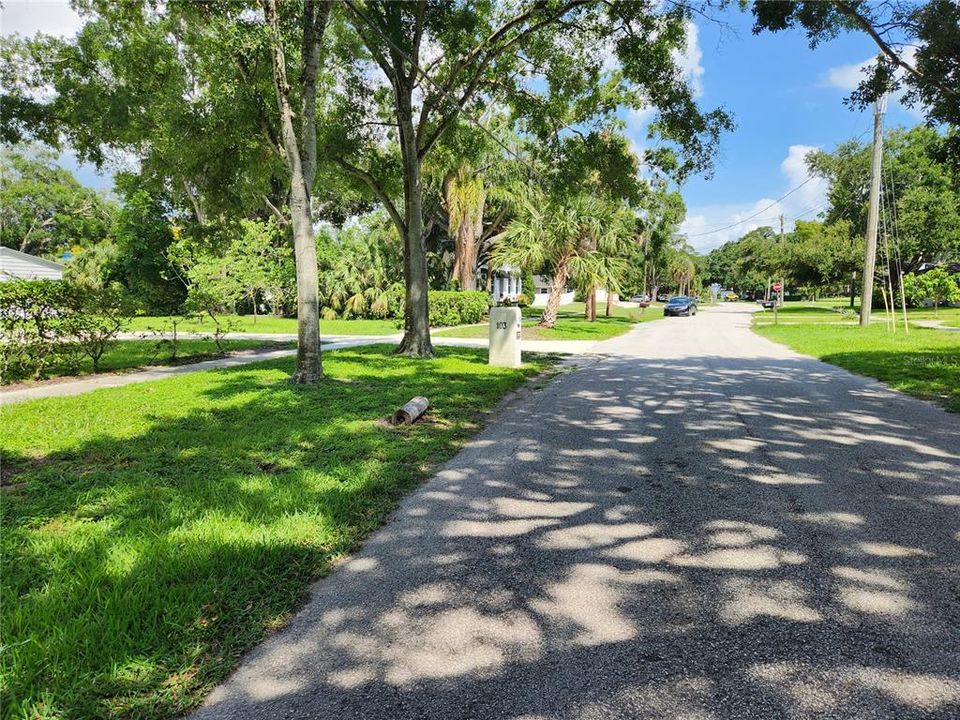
[{"xmin": 391, "ymin": 396, "xmax": 430, "ymax": 426}]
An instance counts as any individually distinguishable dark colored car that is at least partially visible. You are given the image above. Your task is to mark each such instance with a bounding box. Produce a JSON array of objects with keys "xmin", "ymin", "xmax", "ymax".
[{"xmin": 664, "ymin": 296, "xmax": 697, "ymax": 317}]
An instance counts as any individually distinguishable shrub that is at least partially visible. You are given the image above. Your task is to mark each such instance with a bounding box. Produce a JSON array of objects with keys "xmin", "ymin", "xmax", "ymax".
[
  {"xmin": 68, "ymin": 284, "xmax": 138, "ymax": 371},
  {"xmin": 428, "ymin": 290, "xmax": 489, "ymax": 326},
  {"xmin": 516, "ymin": 293, "xmax": 530, "ymax": 307},
  {"xmin": 1, "ymin": 280, "xmax": 78, "ymax": 381},
  {"xmin": 0, "ymin": 279, "xmax": 135, "ymax": 382},
  {"xmin": 394, "ymin": 290, "xmax": 489, "ymax": 328},
  {"xmin": 903, "ymin": 269, "xmax": 960, "ymax": 314}
]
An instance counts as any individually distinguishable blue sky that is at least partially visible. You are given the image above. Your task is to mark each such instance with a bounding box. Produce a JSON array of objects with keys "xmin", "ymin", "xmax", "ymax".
[
  {"xmin": 656, "ymin": 6, "xmax": 923, "ymax": 251},
  {"xmin": 2, "ymin": 1, "xmax": 923, "ymax": 253}
]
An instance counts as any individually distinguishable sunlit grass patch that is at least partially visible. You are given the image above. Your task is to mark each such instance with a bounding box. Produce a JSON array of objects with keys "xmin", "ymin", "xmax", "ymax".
[{"xmin": 754, "ymin": 323, "xmax": 960, "ymax": 412}]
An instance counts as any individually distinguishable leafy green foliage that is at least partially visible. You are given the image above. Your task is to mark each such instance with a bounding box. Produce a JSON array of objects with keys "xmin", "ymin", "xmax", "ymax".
[
  {"xmin": 0, "ymin": 279, "xmax": 136, "ymax": 382},
  {"xmin": 424, "ymin": 290, "xmax": 489, "ymax": 327},
  {"xmin": 169, "ymin": 218, "xmax": 294, "ymax": 322},
  {"xmin": 807, "ymin": 126, "xmax": 960, "ymax": 271},
  {"xmin": 316, "ymin": 216, "xmax": 404, "ymax": 320},
  {"xmin": 902, "ymin": 268, "xmax": 960, "ymax": 314},
  {"xmin": 0, "ymin": 145, "xmax": 115, "ymax": 257},
  {"xmin": 111, "ymin": 183, "xmax": 187, "ymax": 315}
]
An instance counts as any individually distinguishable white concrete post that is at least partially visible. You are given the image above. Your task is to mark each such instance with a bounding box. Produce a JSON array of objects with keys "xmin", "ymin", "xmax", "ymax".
[{"xmin": 489, "ymin": 306, "xmax": 522, "ymax": 367}]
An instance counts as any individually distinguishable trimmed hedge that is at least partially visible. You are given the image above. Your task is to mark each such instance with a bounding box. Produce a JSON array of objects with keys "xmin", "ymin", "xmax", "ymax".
[
  {"xmin": 395, "ymin": 290, "xmax": 490, "ymax": 328},
  {"xmin": 428, "ymin": 290, "xmax": 489, "ymax": 326}
]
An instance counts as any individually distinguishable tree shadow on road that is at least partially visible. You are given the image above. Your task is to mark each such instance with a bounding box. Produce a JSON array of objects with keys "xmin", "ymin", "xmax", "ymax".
[{"xmin": 189, "ymin": 351, "xmax": 960, "ymax": 720}]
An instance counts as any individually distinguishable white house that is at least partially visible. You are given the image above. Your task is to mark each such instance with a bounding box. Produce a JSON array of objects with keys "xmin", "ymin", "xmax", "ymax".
[
  {"xmin": 490, "ymin": 263, "xmax": 522, "ymax": 301},
  {"xmin": 0, "ymin": 247, "xmax": 65, "ymax": 281}
]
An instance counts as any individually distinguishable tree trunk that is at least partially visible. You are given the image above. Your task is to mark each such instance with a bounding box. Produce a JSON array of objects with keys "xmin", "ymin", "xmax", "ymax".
[
  {"xmin": 263, "ymin": 0, "xmax": 325, "ymax": 383},
  {"xmin": 539, "ymin": 259, "xmax": 569, "ymax": 328},
  {"xmin": 589, "ymin": 289, "xmax": 597, "ymax": 321},
  {"xmin": 606, "ymin": 291, "xmax": 613, "ymax": 317},
  {"xmin": 850, "ymin": 270, "xmax": 857, "ymax": 308},
  {"xmin": 395, "ymin": 91, "xmax": 434, "ymax": 357},
  {"xmin": 449, "ymin": 181, "xmax": 484, "ymax": 291}
]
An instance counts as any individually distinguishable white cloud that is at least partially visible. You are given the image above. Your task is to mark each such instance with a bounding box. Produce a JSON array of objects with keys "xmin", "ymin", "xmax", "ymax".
[
  {"xmin": 1, "ymin": 1, "xmax": 83, "ymax": 37},
  {"xmin": 823, "ymin": 60, "xmax": 870, "ymax": 92},
  {"xmin": 673, "ymin": 21, "xmax": 704, "ymax": 97},
  {"xmin": 821, "ymin": 48, "xmax": 924, "ymax": 119},
  {"xmin": 680, "ymin": 144, "xmax": 828, "ymax": 253}
]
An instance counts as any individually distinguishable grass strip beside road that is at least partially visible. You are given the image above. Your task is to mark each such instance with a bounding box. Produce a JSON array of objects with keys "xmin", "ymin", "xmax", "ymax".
[
  {"xmin": 1, "ymin": 346, "xmax": 556, "ymax": 719},
  {"xmin": 753, "ymin": 302, "xmax": 960, "ymax": 326},
  {"xmin": 754, "ymin": 322, "xmax": 960, "ymax": 412}
]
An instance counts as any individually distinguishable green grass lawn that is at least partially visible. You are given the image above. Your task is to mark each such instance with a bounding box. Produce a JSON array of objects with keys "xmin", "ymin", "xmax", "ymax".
[
  {"xmin": 0, "ymin": 347, "xmax": 554, "ymax": 719},
  {"xmin": 754, "ymin": 302, "xmax": 960, "ymax": 327},
  {"xmin": 127, "ymin": 314, "xmax": 399, "ymax": 336},
  {"xmin": 434, "ymin": 302, "xmax": 664, "ymax": 341},
  {"xmin": 4, "ymin": 339, "xmax": 293, "ymax": 386},
  {"xmin": 754, "ymin": 322, "xmax": 960, "ymax": 412}
]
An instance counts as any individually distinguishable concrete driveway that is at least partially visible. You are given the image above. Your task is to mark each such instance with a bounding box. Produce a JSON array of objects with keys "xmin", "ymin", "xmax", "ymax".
[{"xmin": 192, "ymin": 303, "xmax": 960, "ymax": 720}]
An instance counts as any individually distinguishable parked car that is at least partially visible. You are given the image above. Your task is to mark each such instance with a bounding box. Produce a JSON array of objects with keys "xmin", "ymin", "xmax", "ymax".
[
  {"xmin": 723, "ymin": 291, "xmax": 739, "ymax": 302},
  {"xmin": 664, "ymin": 296, "xmax": 697, "ymax": 317},
  {"xmin": 759, "ymin": 298, "xmax": 776, "ymax": 309},
  {"xmin": 656, "ymin": 293, "xmax": 670, "ymax": 302},
  {"xmin": 629, "ymin": 294, "xmax": 650, "ymax": 303}
]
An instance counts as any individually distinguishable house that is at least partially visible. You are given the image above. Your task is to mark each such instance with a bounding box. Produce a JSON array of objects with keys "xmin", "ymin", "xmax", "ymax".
[{"xmin": 0, "ymin": 247, "xmax": 65, "ymax": 281}]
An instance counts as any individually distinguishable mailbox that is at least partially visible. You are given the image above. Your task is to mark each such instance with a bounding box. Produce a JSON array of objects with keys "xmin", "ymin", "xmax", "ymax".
[{"xmin": 489, "ymin": 306, "xmax": 522, "ymax": 367}]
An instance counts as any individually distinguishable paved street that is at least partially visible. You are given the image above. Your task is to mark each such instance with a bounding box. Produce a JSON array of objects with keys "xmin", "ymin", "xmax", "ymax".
[{"xmin": 192, "ymin": 304, "xmax": 960, "ymax": 720}]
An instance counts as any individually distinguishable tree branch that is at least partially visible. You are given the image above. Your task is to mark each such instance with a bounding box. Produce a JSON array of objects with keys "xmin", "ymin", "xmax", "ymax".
[
  {"xmin": 342, "ymin": 0, "xmax": 399, "ymax": 86},
  {"xmin": 835, "ymin": 0, "xmax": 957, "ymax": 98},
  {"xmin": 334, "ymin": 156, "xmax": 407, "ymax": 236},
  {"xmin": 417, "ymin": 0, "xmax": 590, "ymax": 156},
  {"xmin": 263, "ymin": 195, "xmax": 289, "ymax": 225}
]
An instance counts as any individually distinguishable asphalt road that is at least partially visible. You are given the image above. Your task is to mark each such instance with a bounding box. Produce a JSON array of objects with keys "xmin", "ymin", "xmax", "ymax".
[{"xmin": 192, "ymin": 304, "xmax": 960, "ymax": 720}]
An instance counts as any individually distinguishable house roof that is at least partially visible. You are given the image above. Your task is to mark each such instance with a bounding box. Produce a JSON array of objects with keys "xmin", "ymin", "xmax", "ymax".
[{"xmin": 0, "ymin": 246, "xmax": 66, "ymax": 271}]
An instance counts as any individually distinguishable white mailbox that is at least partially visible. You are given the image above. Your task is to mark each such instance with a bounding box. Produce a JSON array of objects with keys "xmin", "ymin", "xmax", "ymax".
[{"xmin": 489, "ymin": 306, "xmax": 522, "ymax": 367}]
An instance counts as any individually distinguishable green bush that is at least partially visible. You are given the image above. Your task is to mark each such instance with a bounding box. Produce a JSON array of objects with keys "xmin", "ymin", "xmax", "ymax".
[
  {"xmin": 428, "ymin": 290, "xmax": 489, "ymax": 326},
  {"xmin": 0, "ymin": 279, "xmax": 135, "ymax": 382},
  {"xmin": 1, "ymin": 280, "xmax": 79, "ymax": 381},
  {"xmin": 516, "ymin": 293, "xmax": 530, "ymax": 307},
  {"xmin": 394, "ymin": 290, "xmax": 490, "ymax": 328}
]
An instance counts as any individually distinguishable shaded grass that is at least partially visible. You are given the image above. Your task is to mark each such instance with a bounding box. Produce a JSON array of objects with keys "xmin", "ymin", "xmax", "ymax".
[
  {"xmin": 754, "ymin": 323, "xmax": 960, "ymax": 412},
  {"xmin": 3, "ymin": 339, "xmax": 293, "ymax": 386},
  {"xmin": 434, "ymin": 303, "xmax": 664, "ymax": 341},
  {"xmin": 127, "ymin": 315, "xmax": 399, "ymax": 336},
  {"xmin": 0, "ymin": 346, "xmax": 554, "ymax": 719}
]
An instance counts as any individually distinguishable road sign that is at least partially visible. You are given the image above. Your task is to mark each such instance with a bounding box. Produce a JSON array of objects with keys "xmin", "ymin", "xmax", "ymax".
[{"xmin": 772, "ymin": 282, "xmax": 782, "ymax": 292}]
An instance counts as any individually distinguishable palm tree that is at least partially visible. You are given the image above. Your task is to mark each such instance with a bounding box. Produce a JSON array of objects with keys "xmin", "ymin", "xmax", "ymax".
[
  {"xmin": 668, "ymin": 254, "xmax": 696, "ymax": 296},
  {"xmin": 492, "ymin": 190, "xmax": 632, "ymax": 328},
  {"xmin": 443, "ymin": 165, "xmax": 486, "ymax": 290}
]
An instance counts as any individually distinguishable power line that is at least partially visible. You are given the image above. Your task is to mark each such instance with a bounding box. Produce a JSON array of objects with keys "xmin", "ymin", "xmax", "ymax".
[
  {"xmin": 788, "ymin": 201, "xmax": 829, "ymax": 221},
  {"xmin": 685, "ymin": 176, "xmax": 817, "ymax": 238}
]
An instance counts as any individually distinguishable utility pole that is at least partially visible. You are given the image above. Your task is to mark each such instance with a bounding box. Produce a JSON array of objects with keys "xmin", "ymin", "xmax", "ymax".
[{"xmin": 860, "ymin": 93, "xmax": 887, "ymax": 326}]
